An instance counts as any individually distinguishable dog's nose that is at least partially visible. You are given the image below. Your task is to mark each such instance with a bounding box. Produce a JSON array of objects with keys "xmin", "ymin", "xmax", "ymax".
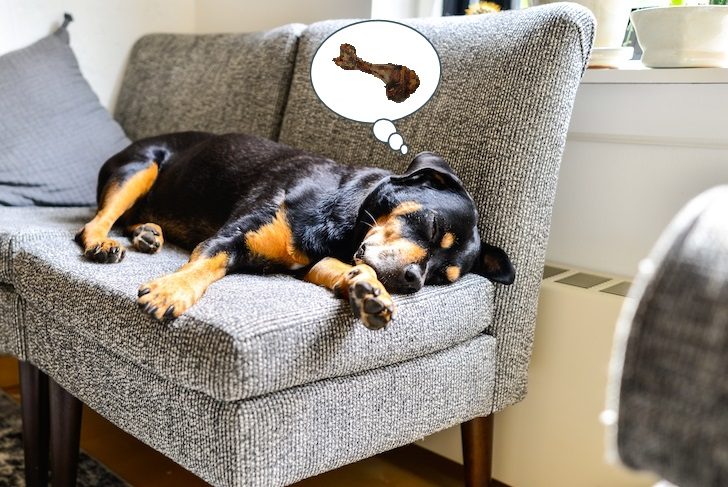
[
  {"xmin": 401, "ymin": 264, "xmax": 423, "ymax": 292},
  {"xmin": 354, "ymin": 244, "xmax": 366, "ymax": 260}
]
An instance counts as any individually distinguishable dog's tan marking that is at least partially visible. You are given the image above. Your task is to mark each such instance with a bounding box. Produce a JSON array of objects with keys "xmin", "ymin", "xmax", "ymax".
[
  {"xmin": 305, "ymin": 257, "xmax": 395, "ymax": 329},
  {"xmin": 390, "ymin": 201, "xmax": 422, "ymax": 217},
  {"xmin": 446, "ymin": 265, "xmax": 461, "ymax": 282},
  {"xmin": 78, "ymin": 163, "xmax": 159, "ymax": 262},
  {"xmin": 245, "ymin": 206, "xmax": 310, "ymax": 269},
  {"xmin": 138, "ymin": 250, "xmax": 229, "ymax": 320},
  {"xmin": 367, "ymin": 205, "xmax": 427, "ymax": 265},
  {"xmin": 440, "ymin": 232, "xmax": 455, "ymax": 249}
]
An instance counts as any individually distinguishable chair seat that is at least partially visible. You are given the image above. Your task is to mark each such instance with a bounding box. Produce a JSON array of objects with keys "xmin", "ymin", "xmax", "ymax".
[
  {"xmin": 14, "ymin": 236, "xmax": 494, "ymax": 401},
  {"xmin": 0, "ymin": 206, "xmax": 93, "ymax": 285},
  {"xmin": 0, "ymin": 207, "xmax": 93, "ymax": 356}
]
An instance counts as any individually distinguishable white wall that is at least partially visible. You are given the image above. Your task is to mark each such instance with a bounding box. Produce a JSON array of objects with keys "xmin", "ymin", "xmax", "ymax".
[
  {"xmin": 0, "ymin": 0, "xmax": 196, "ymax": 111},
  {"xmin": 0, "ymin": 0, "xmax": 372, "ymax": 111},
  {"xmin": 548, "ymin": 76, "xmax": 728, "ymax": 277},
  {"xmin": 194, "ymin": 0, "xmax": 371, "ymax": 33}
]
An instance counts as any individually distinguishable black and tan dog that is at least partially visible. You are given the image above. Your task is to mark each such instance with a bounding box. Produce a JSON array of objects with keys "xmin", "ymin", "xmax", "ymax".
[{"xmin": 75, "ymin": 132, "xmax": 514, "ymax": 329}]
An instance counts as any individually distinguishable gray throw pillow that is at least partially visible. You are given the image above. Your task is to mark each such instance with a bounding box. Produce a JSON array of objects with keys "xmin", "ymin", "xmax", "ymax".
[{"xmin": 0, "ymin": 15, "xmax": 130, "ymax": 206}]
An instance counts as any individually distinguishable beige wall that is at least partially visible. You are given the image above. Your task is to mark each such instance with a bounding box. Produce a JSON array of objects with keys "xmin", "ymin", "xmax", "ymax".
[
  {"xmin": 194, "ymin": 0, "xmax": 371, "ymax": 33},
  {"xmin": 0, "ymin": 0, "xmax": 196, "ymax": 111}
]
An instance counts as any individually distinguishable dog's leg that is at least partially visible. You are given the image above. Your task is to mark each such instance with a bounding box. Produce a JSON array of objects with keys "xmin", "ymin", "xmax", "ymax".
[
  {"xmin": 76, "ymin": 161, "xmax": 159, "ymax": 263},
  {"xmin": 126, "ymin": 223, "xmax": 164, "ymax": 254},
  {"xmin": 137, "ymin": 243, "xmax": 229, "ymax": 321},
  {"xmin": 305, "ymin": 257, "xmax": 395, "ymax": 330}
]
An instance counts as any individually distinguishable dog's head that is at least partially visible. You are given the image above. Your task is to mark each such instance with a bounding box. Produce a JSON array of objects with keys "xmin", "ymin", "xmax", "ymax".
[{"xmin": 354, "ymin": 152, "xmax": 515, "ymax": 294}]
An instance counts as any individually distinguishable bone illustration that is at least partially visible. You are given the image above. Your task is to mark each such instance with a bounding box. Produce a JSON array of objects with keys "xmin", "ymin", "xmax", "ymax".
[{"xmin": 333, "ymin": 43, "xmax": 420, "ymax": 103}]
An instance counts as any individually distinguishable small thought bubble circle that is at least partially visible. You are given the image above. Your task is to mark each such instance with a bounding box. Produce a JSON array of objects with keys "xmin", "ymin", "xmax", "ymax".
[
  {"xmin": 372, "ymin": 119, "xmax": 397, "ymax": 143},
  {"xmin": 388, "ymin": 133, "xmax": 404, "ymax": 151},
  {"xmin": 311, "ymin": 20, "xmax": 441, "ymax": 153}
]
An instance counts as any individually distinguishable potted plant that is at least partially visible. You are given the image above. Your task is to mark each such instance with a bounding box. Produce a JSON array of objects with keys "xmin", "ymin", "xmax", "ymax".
[
  {"xmin": 631, "ymin": 0, "xmax": 728, "ymax": 67},
  {"xmin": 528, "ymin": 0, "xmax": 636, "ymax": 67}
]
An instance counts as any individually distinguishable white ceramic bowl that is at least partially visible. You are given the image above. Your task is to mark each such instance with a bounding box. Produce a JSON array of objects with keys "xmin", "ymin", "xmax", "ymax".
[{"xmin": 631, "ymin": 6, "xmax": 728, "ymax": 68}]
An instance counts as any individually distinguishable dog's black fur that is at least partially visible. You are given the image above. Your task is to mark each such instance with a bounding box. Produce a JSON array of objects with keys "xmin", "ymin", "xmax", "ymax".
[{"xmin": 80, "ymin": 132, "xmax": 514, "ymax": 328}]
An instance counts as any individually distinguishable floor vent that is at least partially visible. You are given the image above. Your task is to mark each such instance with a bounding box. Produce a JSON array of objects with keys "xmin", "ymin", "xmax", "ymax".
[{"xmin": 542, "ymin": 264, "xmax": 632, "ymax": 297}]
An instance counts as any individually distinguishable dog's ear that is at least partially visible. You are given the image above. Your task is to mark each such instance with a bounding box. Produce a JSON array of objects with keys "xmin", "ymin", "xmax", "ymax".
[
  {"xmin": 391, "ymin": 152, "xmax": 466, "ymax": 192},
  {"xmin": 473, "ymin": 242, "xmax": 515, "ymax": 285}
]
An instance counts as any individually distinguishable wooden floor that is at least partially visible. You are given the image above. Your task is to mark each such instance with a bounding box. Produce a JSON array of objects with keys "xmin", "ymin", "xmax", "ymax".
[{"xmin": 0, "ymin": 357, "xmax": 468, "ymax": 487}]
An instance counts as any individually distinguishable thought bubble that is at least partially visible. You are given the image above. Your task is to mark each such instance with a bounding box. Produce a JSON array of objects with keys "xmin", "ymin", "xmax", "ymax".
[{"xmin": 311, "ymin": 20, "xmax": 440, "ymax": 154}]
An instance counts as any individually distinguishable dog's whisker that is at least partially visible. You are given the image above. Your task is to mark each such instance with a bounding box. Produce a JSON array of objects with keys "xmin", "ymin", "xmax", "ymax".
[{"xmin": 364, "ymin": 209, "xmax": 377, "ymax": 225}]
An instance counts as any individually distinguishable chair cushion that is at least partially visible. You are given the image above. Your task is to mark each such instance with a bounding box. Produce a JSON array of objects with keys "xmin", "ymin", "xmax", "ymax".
[
  {"xmin": 0, "ymin": 207, "xmax": 93, "ymax": 286},
  {"xmin": 14, "ymin": 236, "xmax": 493, "ymax": 401},
  {"xmin": 0, "ymin": 286, "xmax": 22, "ymax": 356},
  {"xmin": 0, "ymin": 19, "xmax": 129, "ymax": 206},
  {"xmin": 114, "ymin": 24, "xmax": 304, "ymax": 141},
  {"xmin": 0, "ymin": 207, "xmax": 92, "ymax": 357},
  {"xmin": 25, "ymin": 306, "xmax": 495, "ymax": 487}
]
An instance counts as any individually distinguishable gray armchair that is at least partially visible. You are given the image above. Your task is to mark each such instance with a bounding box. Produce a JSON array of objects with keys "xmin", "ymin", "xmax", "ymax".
[
  {"xmin": 607, "ymin": 186, "xmax": 728, "ymax": 487},
  {"xmin": 1, "ymin": 5, "xmax": 594, "ymax": 486}
]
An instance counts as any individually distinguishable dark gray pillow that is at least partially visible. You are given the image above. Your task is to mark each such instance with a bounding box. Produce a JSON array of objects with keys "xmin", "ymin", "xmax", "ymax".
[{"xmin": 0, "ymin": 16, "xmax": 130, "ymax": 206}]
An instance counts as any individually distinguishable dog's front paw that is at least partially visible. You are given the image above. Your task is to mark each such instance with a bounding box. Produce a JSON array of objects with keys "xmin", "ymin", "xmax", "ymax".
[
  {"xmin": 345, "ymin": 266, "xmax": 395, "ymax": 330},
  {"xmin": 137, "ymin": 275, "xmax": 197, "ymax": 321},
  {"xmin": 130, "ymin": 223, "xmax": 163, "ymax": 253}
]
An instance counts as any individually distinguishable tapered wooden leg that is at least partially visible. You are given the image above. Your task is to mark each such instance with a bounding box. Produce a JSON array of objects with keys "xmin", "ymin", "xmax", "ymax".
[
  {"xmin": 19, "ymin": 361, "xmax": 50, "ymax": 487},
  {"xmin": 49, "ymin": 378, "xmax": 82, "ymax": 487},
  {"xmin": 461, "ymin": 414, "xmax": 494, "ymax": 487}
]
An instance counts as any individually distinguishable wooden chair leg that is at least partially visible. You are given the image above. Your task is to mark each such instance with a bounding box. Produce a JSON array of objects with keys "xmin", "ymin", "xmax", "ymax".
[
  {"xmin": 49, "ymin": 378, "xmax": 83, "ymax": 487},
  {"xmin": 19, "ymin": 360, "xmax": 50, "ymax": 487},
  {"xmin": 461, "ymin": 414, "xmax": 494, "ymax": 487}
]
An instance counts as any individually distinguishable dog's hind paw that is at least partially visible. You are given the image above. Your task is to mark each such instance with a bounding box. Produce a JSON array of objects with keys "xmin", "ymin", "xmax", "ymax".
[
  {"xmin": 345, "ymin": 266, "xmax": 395, "ymax": 330},
  {"xmin": 129, "ymin": 223, "xmax": 164, "ymax": 253},
  {"xmin": 137, "ymin": 275, "xmax": 197, "ymax": 321},
  {"xmin": 83, "ymin": 239, "xmax": 126, "ymax": 264}
]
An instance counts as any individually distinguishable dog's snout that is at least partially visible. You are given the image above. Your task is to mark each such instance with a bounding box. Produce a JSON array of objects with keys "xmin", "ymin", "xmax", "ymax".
[{"xmin": 399, "ymin": 264, "xmax": 423, "ymax": 293}]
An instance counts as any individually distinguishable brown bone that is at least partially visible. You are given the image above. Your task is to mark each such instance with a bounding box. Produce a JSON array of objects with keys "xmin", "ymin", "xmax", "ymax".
[{"xmin": 333, "ymin": 43, "xmax": 420, "ymax": 103}]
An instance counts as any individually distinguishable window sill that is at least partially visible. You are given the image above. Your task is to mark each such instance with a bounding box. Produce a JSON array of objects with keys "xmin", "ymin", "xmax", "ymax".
[{"xmin": 582, "ymin": 60, "xmax": 728, "ymax": 85}]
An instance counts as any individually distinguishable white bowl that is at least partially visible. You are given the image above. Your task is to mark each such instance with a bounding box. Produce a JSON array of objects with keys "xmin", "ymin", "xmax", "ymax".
[{"xmin": 631, "ymin": 6, "xmax": 728, "ymax": 68}]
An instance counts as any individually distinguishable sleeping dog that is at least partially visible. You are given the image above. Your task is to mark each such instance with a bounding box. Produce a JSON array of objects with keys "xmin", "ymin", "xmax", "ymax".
[{"xmin": 75, "ymin": 132, "xmax": 514, "ymax": 329}]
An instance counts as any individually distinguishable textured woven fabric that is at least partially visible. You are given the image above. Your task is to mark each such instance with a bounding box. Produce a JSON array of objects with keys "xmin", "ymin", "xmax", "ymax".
[
  {"xmin": 0, "ymin": 23, "xmax": 129, "ymax": 206},
  {"xmin": 607, "ymin": 186, "xmax": 728, "ymax": 487},
  {"xmin": 0, "ymin": 207, "xmax": 93, "ymax": 285},
  {"xmin": 279, "ymin": 4, "xmax": 595, "ymax": 412},
  {"xmin": 15, "ymin": 236, "xmax": 493, "ymax": 401},
  {"xmin": 26, "ymin": 308, "xmax": 495, "ymax": 487},
  {"xmin": 0, "ymin": 286, "xmax": 22, "ymax": 356},
  {"xmin": 114, "ymin": 25, "xmax": 304, "ymax": 141},
  {"xmin": 0, "ymin": 207, "xmax": 92, "ymax": 357}
]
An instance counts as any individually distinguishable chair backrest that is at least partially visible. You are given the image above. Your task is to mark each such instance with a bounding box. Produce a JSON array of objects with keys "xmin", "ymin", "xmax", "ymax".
[
  {"xmin": 278, "ymin": 5, "xmax": 594, "ymax": 411},
  {"xmin": 115, "ymin": 24, "xmax": 304, "ymax": 141}
]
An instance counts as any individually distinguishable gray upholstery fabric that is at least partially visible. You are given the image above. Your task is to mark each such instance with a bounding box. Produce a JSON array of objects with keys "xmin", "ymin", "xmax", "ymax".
[
  {"xmin": 15, "ymin": 236, "xmax": 493, "ymax": 401},
  {"xmin": 26, "ymin": 308, "xmax": 496, "ymax": 487},
  {"xmin": 607, "ymin": 186, "xmax": 728, "ymax": 487},
  {"xmin": 0, "ymin": 23, "xmax": 129, "ymax": 206},
  {"xmin": 0, "ymin": 286, "xmax": 22, "ymax": 356},
  {"xmin": 114, "ymin": 25, "xmax": 305, "ymax": 141},
  {"xmin": 0, "ymin": 207, "xmax": 92, "ymax": 357},
  {"xmin": 279, "ymin": 4, "xmax": 595, "ymax": 412},
  {"xmin": 0, "ymin": 207, "xmax": 92, "ymax": 285}
]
